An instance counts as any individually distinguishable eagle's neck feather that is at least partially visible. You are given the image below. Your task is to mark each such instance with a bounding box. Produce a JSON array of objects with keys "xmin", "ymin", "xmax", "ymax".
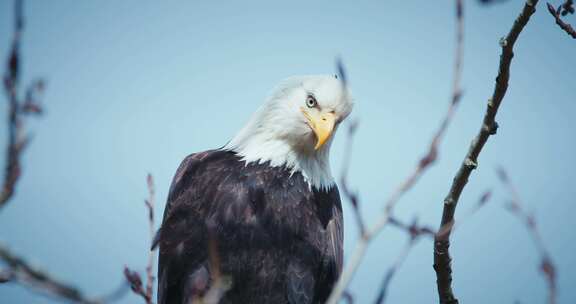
[{"xmin": 224, "ymin": 127, "xmax": 335, "ymax": 191}]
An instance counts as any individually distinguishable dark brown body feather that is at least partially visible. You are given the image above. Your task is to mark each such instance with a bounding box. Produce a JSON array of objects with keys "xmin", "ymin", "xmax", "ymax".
[{"xmin": 157, "ymin": 150, "xmax": 343, "ymax": 304}]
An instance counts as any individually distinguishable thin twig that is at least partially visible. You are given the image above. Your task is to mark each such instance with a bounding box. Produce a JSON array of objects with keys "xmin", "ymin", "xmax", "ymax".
[
  {"xmin": 497, "ymin": 168, "xmax": 556, "ymax": 304},
  {"xmin": 326, "ymin": 2, "xmax": 466, "ymax": 303},
  {"xmin": 339, "ymin": 120, "xmax": 365, "ymax": 236},
  {"xmin": 388, "ymin": 217, "xmax": 436, "ymax": 239},
  {"xmin": 145, "ymin": 174, "xmax": 155, "ymax": 303},
  {"xmin": 373, "ymin": 233, "xmax": 420, "ymax": 304},
  {"xmin": 547, "ymin": 2, "xmax": 576, "ymax": 38},
  {"xmin": 388, "ymin": 190, "xmax": 492, "ymax": 242},
  {"xmin": 435, "ymin": 190, "xmax": 492, "ymax": 239},
  {"xmin": 433, "ymin": 1, "xmax": 539, "ymax": 303},
  {"xmin": 379, "ymin": 190, "xmax": 491, "ymax": 304},
  {"xmin": 342, "ymin": 291, "xmax": 355, "ymax": 304},
  {"xmin": 0, "ymin": 0, "xmax": 44, "ymax": 210},
  {"xmin": 0, "ymin": 268, "xmax": 15, "ymax": 283},
  {"xmin": 478, "ymin": 0, "xmax": 510, "ymax": 4},
  {"xmin": 125, "ymin": 174, "xmax": 157, "ymax": 304},
  {"xmin": 0, "ymin": 1, "xmax": 119, "ymax": 302},
  {"xmin": 0, "ymin": 243, "xmax": 124, "ymax": 304}
]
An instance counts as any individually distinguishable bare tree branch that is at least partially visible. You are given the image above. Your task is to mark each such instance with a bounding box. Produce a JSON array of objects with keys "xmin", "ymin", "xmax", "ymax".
[
  {"xmin": 389, "ymin": 190, "xmax": 492, "ymax": 242},
  {"xmin": 373, "ymin": 237, "xmax": 419, "ymax": 304},
  {"xmin": 0, "ymin": 243, "xmax": 129, "ymax": 304},
  {"xmin": 561, "ymin": 0, "xmax": 575, "ymax": 13},
  {"xmin": 0, "ymin": 268, "xmax": 15, "ymax": 283},
  {"xmin": 124, "ymin": 267, "xmax": 152, "ymax": 304},
  {"xmin": 339, "ymin": 120, "xmax": 365, "ymax": 237},
  {"xmin": 0, "ymin": 0, "xmax": 44, "ymax": 210},
  {"xmin": 326, "ymin": 1, "xmax": 466, "ymax": 300},
  {"xmin": 433, "ymin": 1, "xmax": 539, "ymax": 303},
  {"xmin": 435, "ymin": 190, "xmax": 491, "ymax": 239},
  {"xmin": 373, "ymin": 217, "xmax": 434, "ymax": 304},
  {"xmin": 0, "ymin": 1, "xmax": 129, "ymax": 303},
  {"xmin": 478, "ymin": 0, "xmax": 510, "ymax": 5},
  {"xmin": 145, "ymin": 174, "xmax": 156, "ymax": 303},
  {"xmin": 125, "ymin": 174, "xmax": 157, "ymax": 304},
  {"xmin": 497, "ymin": 168, "xmax": 557, "ymax": 304},
  {"xmin": 547, "ymin": 1, "xmax": 576, "ymax": 38},
  {"xmin": 342, "ymin": 291, "xmax": 355, "ymax": 304},
  {"xmin": 375, "ymin": 189, "xmax": 491, "ymax": 304}
]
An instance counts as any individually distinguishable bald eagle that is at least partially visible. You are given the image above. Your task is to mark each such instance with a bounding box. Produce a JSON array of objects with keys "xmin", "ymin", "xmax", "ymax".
[{"xmin": 156, "ymin": 75, "xmax": 353, "ymax": 304}]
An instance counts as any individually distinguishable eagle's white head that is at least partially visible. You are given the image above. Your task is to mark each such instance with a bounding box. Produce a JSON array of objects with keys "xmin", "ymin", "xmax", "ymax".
[{"xmin": 225, "ymin": 75, "xmax": 353, "ymax": 190}]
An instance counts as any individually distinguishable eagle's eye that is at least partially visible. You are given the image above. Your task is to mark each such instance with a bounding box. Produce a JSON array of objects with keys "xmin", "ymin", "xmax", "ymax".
[{"xmin": 306, "ymin": 95, "xmax": 317, "ymax": 108}]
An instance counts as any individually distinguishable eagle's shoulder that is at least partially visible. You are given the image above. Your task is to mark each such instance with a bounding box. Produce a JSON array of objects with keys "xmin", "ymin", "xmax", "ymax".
[
  {"xmin": 154, "ymin": 149, "xmax": 238, "ymax": 248},
  {"xmin": 166, "ymin": 149, "xmax": 230, "ymax": 202},
  {"xmin": 156, "ymin": 149, "xmax": 248, "ymax": 303}
]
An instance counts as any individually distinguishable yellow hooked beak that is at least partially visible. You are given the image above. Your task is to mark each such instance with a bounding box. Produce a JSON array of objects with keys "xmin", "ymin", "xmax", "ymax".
[{"xmin": 301, "ymin": 107, "xmax": 337, "ymax": 150}]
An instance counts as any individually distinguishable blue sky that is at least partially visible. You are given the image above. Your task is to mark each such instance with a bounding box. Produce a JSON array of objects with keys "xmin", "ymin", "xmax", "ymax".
[{"xmin": 0, "ymin": 1, "xmax": 574, "ymax": 303}]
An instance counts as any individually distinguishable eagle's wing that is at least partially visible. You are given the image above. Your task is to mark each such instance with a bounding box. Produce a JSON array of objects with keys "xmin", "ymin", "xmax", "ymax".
[
  {"xmin": 286, "ymin": 196, "xmax": 344, "ymax": 304},
  {"xmin": 156, "ymin": 150, "xmax": 222, "ymax": 304},
  {"xmin": 327, "ymin": 202, "xmax": 343, "ymax": 276},
  {"xmin": 312, "ymin": 190, "xmax": 344, "ymax": 303}
]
